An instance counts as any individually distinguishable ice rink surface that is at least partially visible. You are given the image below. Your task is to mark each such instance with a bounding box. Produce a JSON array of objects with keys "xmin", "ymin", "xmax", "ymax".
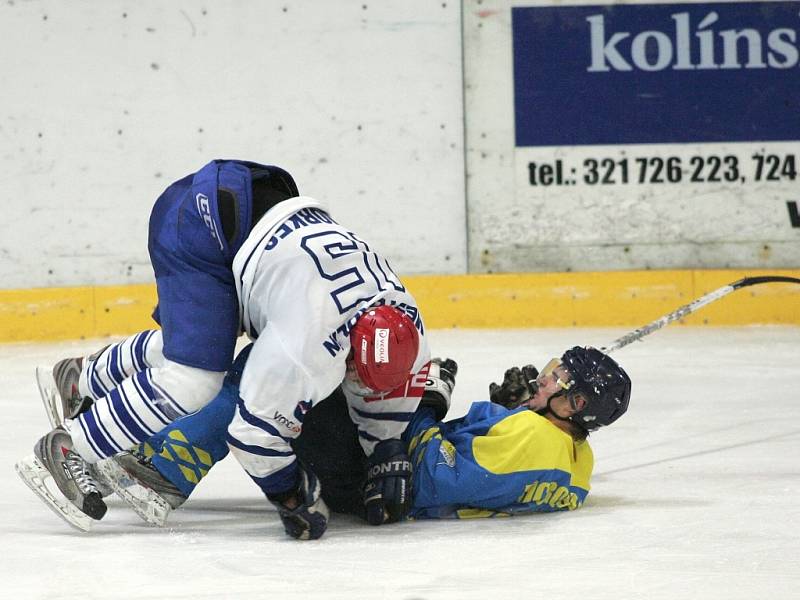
[{"xmin": 2, "ymin": 326, "xmax": 799, "ymax": 600}]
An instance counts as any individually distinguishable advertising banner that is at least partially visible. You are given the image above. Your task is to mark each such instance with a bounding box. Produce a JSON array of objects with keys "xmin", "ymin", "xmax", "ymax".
[
  {"xmin": 465, "ymin": 1, "xmax": 800, "ymax": 273},
  {"xmin": 513, "ymin": 2, "xmax": 800, "ymax": 146}
]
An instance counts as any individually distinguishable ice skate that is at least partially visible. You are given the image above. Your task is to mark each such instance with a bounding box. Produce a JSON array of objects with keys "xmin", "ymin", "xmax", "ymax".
[
  {"xmin": 36, "ymin": 355, "xmax": 117, "ymax": 497},
  {"xmin": 36, "ymin": 356, "xmax": 94, "ymax": 429},
  {"xmin": 98, "ymin": 447, "xmax": 187, "ymax": 527},
  {"xmin": 15, "ymin": 426, "xmax": 108, "ymax": 532}
]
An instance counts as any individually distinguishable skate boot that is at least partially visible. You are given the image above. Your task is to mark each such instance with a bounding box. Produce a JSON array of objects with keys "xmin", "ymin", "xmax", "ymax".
[
  {"xmin": 15, "ymin": 426, "xmax": 108, "ymax": 532},
  {"xmin": 98, "ymin": 446, "xmax": 187, "ymax": 527},
  {"xmin": 36, "ymin": 356, "xmax": 94, "ymax": 429},
  {"xmin": 35, "ymin": 354, "xmax": 115, "ymax": 498}
]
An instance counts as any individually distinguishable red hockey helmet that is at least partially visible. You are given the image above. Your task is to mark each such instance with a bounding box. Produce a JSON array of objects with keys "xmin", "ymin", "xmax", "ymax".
[{"xmin": 349, "ymin": 305, "xmax": 420, "ymax": 394}]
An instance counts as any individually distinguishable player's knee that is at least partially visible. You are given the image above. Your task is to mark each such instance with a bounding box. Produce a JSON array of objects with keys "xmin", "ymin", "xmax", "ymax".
[
  {"xmin": 152, "ymin": 360, "xmax": 225, "ymax": 414},
  {"xmin": 142, "ymin": 330, "xmax": 165, "ymax": 368}
]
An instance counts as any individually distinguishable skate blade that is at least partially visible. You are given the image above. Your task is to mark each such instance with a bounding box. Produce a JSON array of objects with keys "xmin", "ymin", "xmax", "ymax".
[
  {"xmin": 15, "ymin": 454, "xmax": 93, "ymax": 532},
  {"xmin": 96, "ymin": 459, "xmax": 172, "ymax": 527},
  {"xmin": 35, "ymin": 367, "xmax": 62, "ymax": 429}
]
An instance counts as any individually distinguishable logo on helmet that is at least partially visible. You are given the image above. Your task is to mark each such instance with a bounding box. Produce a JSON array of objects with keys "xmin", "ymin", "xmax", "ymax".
[{"xmin": 374, "ymin": 328, "xmax": 390, "ymax": 364}]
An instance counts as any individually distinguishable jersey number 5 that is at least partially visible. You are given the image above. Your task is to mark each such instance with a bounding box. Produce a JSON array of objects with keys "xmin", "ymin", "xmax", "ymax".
[{"xmin": 300, "ymin": 230, "xmax": 405, "ymax": 314}]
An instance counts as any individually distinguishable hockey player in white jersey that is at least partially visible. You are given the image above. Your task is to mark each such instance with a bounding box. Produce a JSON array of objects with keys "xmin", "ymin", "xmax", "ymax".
[
  {"xmin": 16, "ymin": 159, "xmax": 430, "ymax": 540},
  {"xmin": 223, "ymin": 201, "xmax": 430, "ymax": 538}
]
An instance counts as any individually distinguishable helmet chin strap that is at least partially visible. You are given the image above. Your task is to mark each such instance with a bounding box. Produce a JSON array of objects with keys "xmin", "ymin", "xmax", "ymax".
[{"xmin": 534, "ymin": 390, "xmax": 574, "ymax": 425}]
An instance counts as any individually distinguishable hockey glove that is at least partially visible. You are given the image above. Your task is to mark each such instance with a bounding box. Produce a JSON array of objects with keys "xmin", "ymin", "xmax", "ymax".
[
  {"xmin": 418, "ymin": 357, "xmax": 458, "ymax": 421},
  {"xmin": 489, "ymin": 364, "xmax": 539, "ymax": 409},
  {"xmin": 363, "ymin": 439, "xmax": 412, "ymax": 525},
  {"xmin": 267, "ymin": 465, "xmax": 330, "ymax": 540}
]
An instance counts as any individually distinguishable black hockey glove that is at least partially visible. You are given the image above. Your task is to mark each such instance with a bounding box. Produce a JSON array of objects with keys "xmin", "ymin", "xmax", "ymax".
[
  {"xmin": 489, "ymin": 364, "xmax": 540, "ymax": 409},
  {"xmin": 418, "ymin": 357, "xmax": 458, "ymax": 421},
  {"xmin": 363, "ymin": 439, "xmax": 412, "ymax": 525},
  {"xmin": 267, "ymin": 465, "xmax": 330, "ymax": 540}
]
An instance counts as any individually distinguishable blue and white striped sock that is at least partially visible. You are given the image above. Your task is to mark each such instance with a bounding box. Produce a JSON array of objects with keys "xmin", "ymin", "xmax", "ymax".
[
  {"xmin": 79, "ymin": 330, "xmax": 162, "ymax": 400},
  {"xmin": 69, "ymin": 356, "xmax": 225, "ymax": 462}
]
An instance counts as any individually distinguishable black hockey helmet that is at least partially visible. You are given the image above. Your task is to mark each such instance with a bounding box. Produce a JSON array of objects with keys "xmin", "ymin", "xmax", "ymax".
[{"xmin": 560, "ymin": 346, "xmax": 631, "ymax": 432}]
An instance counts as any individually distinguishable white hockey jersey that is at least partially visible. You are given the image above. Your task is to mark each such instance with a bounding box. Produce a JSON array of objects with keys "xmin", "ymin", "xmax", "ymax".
[{"xmin": 227, "ymin": 196, "xmax": 430, "ymax": 494}]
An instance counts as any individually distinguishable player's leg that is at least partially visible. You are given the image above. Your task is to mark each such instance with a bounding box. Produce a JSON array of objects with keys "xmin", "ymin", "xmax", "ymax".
[
  {"xmin": 19, "ymin": 168, "xmax": 240, "ymax": 529},
  {"xmin": 101, "ymin": 345, "xmax": 253, "ymax": 525},
  {"xmin": 35, "ymin": 328, "xmax": 219, "ymax": 505},
  {"xmin": 76, "ymin": 164, "xmax": 243, "ymax": 461},
  {"xmin": 67, "ymin": 358, "xmax": 225, "ymax": 463},
  {"xmin": 37, "ymin": 330, "xmax": 163, "ymax": 428},
  {"xmin": 18, "ymin": 357, "xmax": 226, "ymax": 527},
  {"xmin": 69, "ymin": 170, "xmax": 242, "ymax": 463},
  {"xmin": 101, "ymin": 378, "xmax": 237, "ymax": 525},
  {"xmin": 79, "ymin": 330, "xmax": 163, "ymax": 402}
]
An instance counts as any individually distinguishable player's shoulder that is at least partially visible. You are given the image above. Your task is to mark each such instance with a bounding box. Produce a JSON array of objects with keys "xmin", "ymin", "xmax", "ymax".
[{"xmin": 460, "ymin": 400, "xmax": 515, "ymax": 423}]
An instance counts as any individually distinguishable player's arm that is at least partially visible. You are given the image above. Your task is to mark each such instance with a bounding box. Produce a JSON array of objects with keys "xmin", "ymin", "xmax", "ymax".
[
  {"xmin": 343, "ymin": 355, "xmax": 437, "ymax": 526},
  {"xmin": 345, "ymin": 364, "xmax": 427, "ymax": 454},
  {"xmin": 228, "ymin": 328, "xmax": 339, "ymax": 540},
  {"xmin": 489, "ymin": 364, "xmax": 540, "ymax": 409},
  {"xmin": 402, "ymin": 357, "xmax": 459, "ymax": 447},
  {"xmin": 342, "ymin": 364, "xmax": 423, "ymax": 525},
  {"xmin": 418, "ymin": 358, "xmax": 457, "ymax": 420},
  {"xmin": 351, "ymin": 357, "xmax": 458, "ymax": 525}
]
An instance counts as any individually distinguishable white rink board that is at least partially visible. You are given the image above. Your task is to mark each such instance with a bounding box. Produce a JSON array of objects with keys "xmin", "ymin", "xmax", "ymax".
[
  {"xmin": 2, "ymin": 326, "xmax": 800, "ymax": 599},
  {"xmin": 503, "ymin": 141, "xmax": 799, "ymax": 272},
  {"xmin": 0, "ymin": 1, "xmax": 465, "ymax": 289}
]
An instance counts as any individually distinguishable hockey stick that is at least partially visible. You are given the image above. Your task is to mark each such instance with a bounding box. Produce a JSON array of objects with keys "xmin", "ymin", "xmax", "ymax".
[{"xmin": 602, "ymin": 275, "xmax": 800, "ymax": 354}]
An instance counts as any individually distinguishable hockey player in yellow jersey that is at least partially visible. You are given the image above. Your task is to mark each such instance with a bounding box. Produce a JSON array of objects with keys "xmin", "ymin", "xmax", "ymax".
[{"xmin": 406, "ymin": 347, "xmax": 630, "ymax": 518}]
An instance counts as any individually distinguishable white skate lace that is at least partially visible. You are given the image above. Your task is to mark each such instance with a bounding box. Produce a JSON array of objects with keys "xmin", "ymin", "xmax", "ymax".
[{"xmin": 64, "ymin": 451, "xmax": 101, "ymax": 495}]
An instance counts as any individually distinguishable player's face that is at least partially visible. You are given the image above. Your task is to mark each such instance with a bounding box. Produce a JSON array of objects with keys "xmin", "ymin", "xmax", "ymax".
[
  {"xmin": 343, "ymin": 353, "xmax": 376, "ymax": 397},
  {"xmin": 528, "ymin": 359, "xmax": 574, "ymax": 411},
  {"xmin": 547, "ymin": 390, "xmax": 588, "ymax": 418}
]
